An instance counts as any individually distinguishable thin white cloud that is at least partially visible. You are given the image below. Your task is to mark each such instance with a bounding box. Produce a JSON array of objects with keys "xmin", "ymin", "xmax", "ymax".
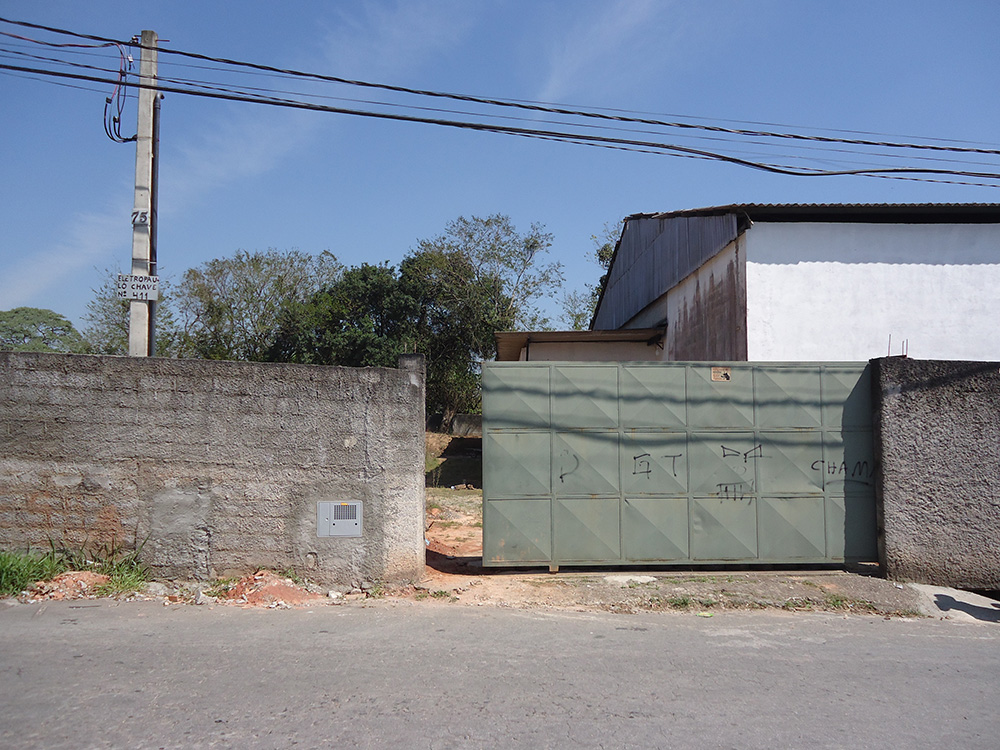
[
  {"xmin": 320, "ymin": 0, "xmax": 478, "ymax": 79},
  {"xmin": 160, "ymin": 108, "xmax": 317, "ymax": 217},
  {"xmin": 536, "ymin": 0, "xmax": 673, "ymax": 102},
  {"xmin": 0, "ymin": 207, "xmax": 126, "ymax": 312},
  {"xmin": 162, "ymin": 1, "xmax": 478, "ymax": 217}
]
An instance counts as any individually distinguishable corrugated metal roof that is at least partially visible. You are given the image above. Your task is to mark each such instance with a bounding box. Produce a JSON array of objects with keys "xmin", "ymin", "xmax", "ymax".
[
  {"xmin": 627, "ymin": 203, "xmax": 1000, "ymax": 225},
  {"xmin": 591, "ymin": 203, "xmax": 1000, "ymax": 331}
]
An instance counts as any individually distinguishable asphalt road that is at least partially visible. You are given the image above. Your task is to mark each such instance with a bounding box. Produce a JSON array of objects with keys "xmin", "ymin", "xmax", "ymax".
[{"xmin": 1, "ymin": 599, "xmax": 997, "ymax": 749}]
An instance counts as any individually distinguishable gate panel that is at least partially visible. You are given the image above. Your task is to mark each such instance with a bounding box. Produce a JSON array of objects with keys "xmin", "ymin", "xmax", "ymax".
[
  {"xmin": 691, "ymin": 497, "xmax": 758, "ymax": 560},
  {"xmin": 686, "ymin": 365, "xmax": 755, "ymax": 427},
  {"xmin": 484, "ymin": 432, "xmax": 550, "ymax": 497},
  {"xmin": 484, "ymin": 498, "xmax": 550, "ymax": 563},
  {"xmin": 483, "ymin": 361, "xmax": 877, "ymax": 568},
  {"xmin": 622, "ymin": 497, "xmax": 689, "ymax": 560},
  {"xmin": 687, "ymin": 432, "xmax": 759, "ymax": 497},
  {"xmin": 758, "ymin": 497, "xmax": 826, "ymax": 560},
  {"xmin": 620, "ymin": 366, "xmax": 687, "ymax": 427},
  {"xmin": 621, "ymin": 432, "xmax": 688, "ymax": 495},
  {"xmin": 554, "ymin": 497, "xmax": 621, "ymax": 562},
  {"xmin": 553, "ymin": 432, "xmax": 619, "ymax": 496}
]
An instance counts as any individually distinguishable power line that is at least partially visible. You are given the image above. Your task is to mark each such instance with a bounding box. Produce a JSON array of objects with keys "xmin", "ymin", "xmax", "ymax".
[
  {"xmin": 6, "ymin": 59, "xmax": 1000, "ymax": 187},
  {"xmin": 4, "ymin": 14, "xmax": 1000, "ymax": 160},
  {"xmin": 2, "ymin": 16, "xmax": 999, "ymax": 188},
  {"xmin": 0, "ymin": 41, "xmax": 983, "ymax": 173}
]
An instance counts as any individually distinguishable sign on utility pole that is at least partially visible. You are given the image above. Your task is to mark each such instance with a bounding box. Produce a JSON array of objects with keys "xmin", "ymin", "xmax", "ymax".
[{"xmin": 128, "ymin": 29, "xmax": 159, "ymax": 357}]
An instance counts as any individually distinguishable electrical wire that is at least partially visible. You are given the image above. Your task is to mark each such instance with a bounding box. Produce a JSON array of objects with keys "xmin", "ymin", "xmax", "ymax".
[
  {"xmin": 6, "ymin": 58, "xmax": 1000, "ymax": 188},
  {"xmin": 0, "ymin": 26, "xmax": 134, "ymax": 142},
  {"xmin": 5, "ymin": 15, "xmax": 1000, "ymax": 158},
  {"xmin": 2, "ymin": 15, "xmax": 1000, "ymax": 188}
]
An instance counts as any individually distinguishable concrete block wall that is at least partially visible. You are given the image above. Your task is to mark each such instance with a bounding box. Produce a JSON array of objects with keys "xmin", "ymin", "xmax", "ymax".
[
  {"xmin": 872, "ymin": 357, "xmax": 1000, "ymax": 589},
  {"xmin": 0, "ymin": 352, "xmax": 425, "ymax": 586}
]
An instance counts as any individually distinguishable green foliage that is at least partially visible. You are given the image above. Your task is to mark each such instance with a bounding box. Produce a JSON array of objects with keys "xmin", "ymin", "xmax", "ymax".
[
  {"xmin": 176, "ymin": 248, "xmax": 342, "ymax": 361},
  {"xmin": 416, "ymin": 214, "xmax": 562, "ymax": 331},
  {"xmin": 0, "ymin": 307, "xmax": 88, "ymax": 353},
  {"xmin": 270, "ymin": 216, "xmax": 558, "ymax": 425},
  {"xmin": 0, "ymin": 549, "xmax": 66, "ymax": 596},
  {"xmin": 399, "ymin": 244, "xmax": 511, "ymax": 421},
  {"xmin": 83, "ymin": 216, "xmax": 561, "ymax": 425},
  {"xmin": 269, "ymin": 262, "xmax": 416, "ymax": 367},
  {"xmin": 57, "ymin": 538, "xmax": 148, "ymax": 597},
  {"xmin": 664, "ymin": 595, "xmax": 692, "ymax": 609},
  {"xmin": 559, "ymin": 289, "xmax": 594, "ymax": 331},
  {"xmin": 204, "ymin": 576, "xmax": 239, "ymax": 599},
  {"xmin": 92, "ymin": 555, "xmax": 147, "ymax": 597}
]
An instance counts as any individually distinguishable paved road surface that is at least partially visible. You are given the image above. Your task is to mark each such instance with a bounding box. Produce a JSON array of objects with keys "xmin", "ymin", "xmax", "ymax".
[{"xmin": 1, "ymin": 600, "xmax": 997, "ymax": 749}]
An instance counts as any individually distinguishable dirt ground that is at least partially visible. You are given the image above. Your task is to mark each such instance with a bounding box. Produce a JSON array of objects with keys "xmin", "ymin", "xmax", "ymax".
[{"xmin": 409, "ymin": 487, "xmax": 923, "ymax": 617}]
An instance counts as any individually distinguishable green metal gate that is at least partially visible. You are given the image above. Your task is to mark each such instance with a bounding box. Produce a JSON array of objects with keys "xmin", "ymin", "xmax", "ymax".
[{"xmin": 481, "ymin": 362, "xmax": 877, "ymax": 569}]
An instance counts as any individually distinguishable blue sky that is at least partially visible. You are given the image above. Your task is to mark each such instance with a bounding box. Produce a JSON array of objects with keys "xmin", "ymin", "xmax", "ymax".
[{"xmin": 1, "ymin": 1, "xmax": 999, "ymax": 331}]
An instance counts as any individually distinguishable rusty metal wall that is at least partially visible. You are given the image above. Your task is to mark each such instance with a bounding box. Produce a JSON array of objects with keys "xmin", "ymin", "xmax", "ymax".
[{"xmin": 593, "ymin": 214, "xmax": 739, "ymax": 331}]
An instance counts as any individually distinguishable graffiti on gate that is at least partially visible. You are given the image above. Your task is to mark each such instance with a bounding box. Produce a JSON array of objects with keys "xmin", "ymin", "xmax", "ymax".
[{"xmin": 555, "ymin": 441, "xmax": 875, "ymax": 493}]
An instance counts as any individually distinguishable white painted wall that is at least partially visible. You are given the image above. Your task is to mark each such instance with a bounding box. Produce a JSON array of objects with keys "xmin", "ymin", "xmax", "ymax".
[{"xmin": 745, "ymin": 222, "xmax": 1000, "ymax": 361}]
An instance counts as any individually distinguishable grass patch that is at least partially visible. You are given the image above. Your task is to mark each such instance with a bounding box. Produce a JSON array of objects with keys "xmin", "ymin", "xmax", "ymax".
[
  {"xmin": 279, "ymin": 567, "xmax": 304, "ymax": 585},
  {"xmin": 92, "ymin": 551, "xmax": 147, "ymax": 597},
  {"xmin": 0, "ymin": 549, "xmax": 67, "ymax": 597},
  {"xmin": 825, "ymin": 593, "xmax": 850, "ymax": 609},
  {"xmin": 430, "ymin": 589, "xmax": 451, "ymax": 599},
  {"xmin": 0, "ymin": 540, "xmax": 148, "ymax": 599}
]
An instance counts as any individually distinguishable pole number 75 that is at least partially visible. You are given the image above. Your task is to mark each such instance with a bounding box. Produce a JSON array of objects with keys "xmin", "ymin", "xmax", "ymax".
[{"xmin": 131, "ymin": 210, "xmax": 149, "ymax": 226}]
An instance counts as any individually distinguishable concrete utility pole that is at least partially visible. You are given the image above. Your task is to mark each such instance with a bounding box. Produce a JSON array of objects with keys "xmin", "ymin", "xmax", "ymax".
[{"xmin": 128, "ymin": 30, "xmax": 159, "ymax": 356}]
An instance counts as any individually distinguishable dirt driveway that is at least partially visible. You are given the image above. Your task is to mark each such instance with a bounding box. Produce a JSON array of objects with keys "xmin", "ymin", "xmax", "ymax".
[{"xmin": 414, "ymin": 488, "xmax": 923, "ymax": 617}]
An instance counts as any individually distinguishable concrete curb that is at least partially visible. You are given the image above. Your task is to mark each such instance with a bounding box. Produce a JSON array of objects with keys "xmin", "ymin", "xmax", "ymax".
[{"xmin": 908, "ymin": 584, "xmax": 1000, "ymax": 623}]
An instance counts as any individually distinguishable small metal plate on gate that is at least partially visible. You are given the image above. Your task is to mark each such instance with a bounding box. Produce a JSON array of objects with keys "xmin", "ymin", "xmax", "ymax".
[
  {"xmin": 711, "ymin": 366, "xmax": 732, "ymax": 382},
  {"xmin": 317, "ymin": 501, "xmax": 363, "ymax": 537}
]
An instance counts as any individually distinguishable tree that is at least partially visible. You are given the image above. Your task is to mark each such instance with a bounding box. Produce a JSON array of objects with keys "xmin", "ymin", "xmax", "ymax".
[
  {"xmin": 82, "ymin": 266, "xmax": 183, "ymax": 356},
  {"xmin": 0, "ymin": 307, "xmax": 88, "ymax": 353},
  {"xmin": 399, "ymin": 246, "xmax": 511, "ymax": 424},
  {"xmin": 559, "ymin": 289, "xmax": 594, "ymax": 331},
  {"xmin": 559, "ymin": 219, "xmax": 621, "ymax": 329},
  {"xmin": 268, "ymin": 263, "xmax": 418, "ymax": 367},
  {"xmin": 175, "ymin": 249, "xmax": 342, "ymax": 361},
  {"xmin": 268, "ymin": 243, "xmax": 516, "ymax": 427},
  {"xmin": 415, "ymin": 214, "xmax": 563, "ymax": 331}
]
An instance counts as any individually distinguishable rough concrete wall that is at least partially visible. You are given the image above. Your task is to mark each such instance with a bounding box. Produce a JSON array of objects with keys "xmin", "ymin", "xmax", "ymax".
[
  {"xmin": 665, "ymin": 239, "xmax": 747, "ymax": 361},
  {"xmin": 872, "ymin": 357, "xmax": 1000, "ymax": 588},
  {"xmin": 0, "ymin": 352, "xmax": 425, "ymax": 586}
]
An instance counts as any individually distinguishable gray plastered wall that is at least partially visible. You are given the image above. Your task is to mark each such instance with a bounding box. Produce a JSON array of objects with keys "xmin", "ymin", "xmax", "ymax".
[
  {"xmin": 0, "ymin": 352, "xmax": 425, "ymax": 586},
  {"xmin": 872, "ymin": 357, "xmax": 1000, "ymax": 589}
]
